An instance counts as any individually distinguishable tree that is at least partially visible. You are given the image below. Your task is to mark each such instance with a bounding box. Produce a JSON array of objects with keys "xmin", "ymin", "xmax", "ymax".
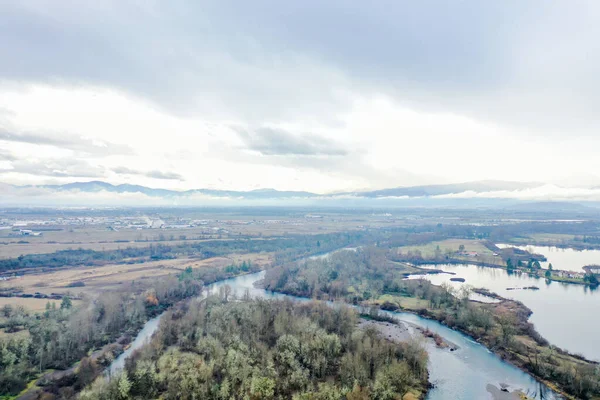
[
  {"xmin": 60, "ymin": 296, "xmax": 72, "ymax": 310},
  {"xmin": 458, "ymin": 244, "xmax": 465, "ymax": 252},
  {"xmin": 506, "ymin": 259, "xmax": 514, "ymax": 271},
  {"xmin": 545, "ymin": 269, "xmax": 552, "ymax": 279},
  {"xmin": 117, "ymin": 373, "xmax": 131, "ymax": 400},
  {"xmin": 498, "ymin": 315, "xmax": 516, "ymax": 346},
  {"xmin": 434, "ymin": 245, "xmax": 442, "ymax": 259},
  {"xmin": 548, "ymin": 263, "xmax": 553, "ymax": 271},
  {"xmin": 584, "ymin": 274, "xmax": 599, "ymax": 286},
  {"xmin": 76, "ymin": 357, "xmax": 99, "ymax": 390}
]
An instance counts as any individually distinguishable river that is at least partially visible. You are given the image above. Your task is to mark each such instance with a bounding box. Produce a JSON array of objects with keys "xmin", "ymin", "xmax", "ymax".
[
  {"xmin": 109, "ymin": 270, "xmax": 560, "ymax": 399},
  {"xmin": 409, "ymin": 263, "xmax": 600, "ymax": 362}
]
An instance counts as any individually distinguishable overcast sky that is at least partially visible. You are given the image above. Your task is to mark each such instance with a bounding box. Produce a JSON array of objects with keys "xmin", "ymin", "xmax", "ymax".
[{"xmin": 1, "ymin": 1, "xmax": 599, "ymax": 193}]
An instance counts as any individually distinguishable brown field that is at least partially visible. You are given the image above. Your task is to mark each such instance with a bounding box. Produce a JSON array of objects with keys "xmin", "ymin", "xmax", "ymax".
[
  {"xmin": 0, "ymin": 214, "xmax": 415, "ymax": 259},
  {"xmin": 0, "ymin": 252, "xmax": 273, "ymax": 298},
  {"xmin": 0, "ymin": 238, "xmax": 222, "ymax": 259},
  {"xmin": 0, "ymin": 297, "xmax": 80, "ymax": 312}
]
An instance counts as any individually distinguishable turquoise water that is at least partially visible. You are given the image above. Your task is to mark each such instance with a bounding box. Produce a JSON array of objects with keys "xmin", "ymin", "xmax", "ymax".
[{"xmin": 111, "ymin": 271, "xmax": 560, "ymax": 399}]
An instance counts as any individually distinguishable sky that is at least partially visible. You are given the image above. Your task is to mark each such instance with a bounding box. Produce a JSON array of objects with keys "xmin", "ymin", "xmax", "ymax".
[{"xmin": 1, "ymin": 1, "xmax": 600, "ymax": 194}]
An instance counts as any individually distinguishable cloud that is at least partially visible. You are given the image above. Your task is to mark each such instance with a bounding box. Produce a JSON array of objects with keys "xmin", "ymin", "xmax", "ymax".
[
  {"xmin": 112, "ymin": 166, "xmax": 183, "ymax": 180},
  {"xmin": 1, "ymin": 1, "xmax": 600, "ymax": 191},
  {"xmin": 0, "ymin": 149, "xmax": 16, "ymax": 161},
  {"xmin": 433, "ymin": 185, "xmax": 600, "ymax": 202},
  {"xmin": 145, "ymin": 170, "xmax": 183, "ymax": 180},
  {"xmin": 2, "ymin": 1, "xmax": 599, "ymax": 135},
  {"xmin": 0, "ymin": 158, "xmax": 105, "ymax": 178},
  {"xmin": 237, "ymin": 127, "xmax": 348, "ymax": 156},
  {"xmin": 0, "ymin": 127, "xmax": 132, "ymax": 156}
]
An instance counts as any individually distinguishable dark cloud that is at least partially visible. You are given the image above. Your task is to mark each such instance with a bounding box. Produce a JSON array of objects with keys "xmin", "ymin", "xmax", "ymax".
[
  {"xmin": 0, "ymin": 1, "xmax": 598, "ymax": 135},
  {"xmin": 237, "ymin": 127, "xmax": 348, "ymax": 156},
  {"xmin": 112, "ymin": 166, "xmax": 182, "ymax": 180},
  {"xmin": 0, "ymin": 158, "xmax": 105, "ymax": 178},
  {"xmin": 0, "ymin": 127, "xmax": 132, "ymax": 155}
]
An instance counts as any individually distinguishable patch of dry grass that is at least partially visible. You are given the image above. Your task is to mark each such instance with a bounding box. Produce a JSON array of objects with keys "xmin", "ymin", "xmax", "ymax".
[
  {"xmin": 0, "ymin": 297, "xmax": 80, "ymax": 312},
  {"xmin": 0, "ymin": 253, "xmax": 273, "ymax": 298}
]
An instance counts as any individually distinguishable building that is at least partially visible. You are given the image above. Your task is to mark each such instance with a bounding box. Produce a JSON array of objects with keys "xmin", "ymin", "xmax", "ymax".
[
  {"xmin": 555, "ymin": 270, "xmax": 585, "ymax": 279},
  {"xmin": 19, "ymin": 229, "xmax": 42, "ymax": 236}
]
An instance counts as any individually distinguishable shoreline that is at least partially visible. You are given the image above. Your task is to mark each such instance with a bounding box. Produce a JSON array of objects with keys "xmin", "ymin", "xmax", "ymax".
[
  {"xmin": 358, "ymin": 318, "xmax": 532, "ymax": 400},
  {"xmin": 267, "ymin": 282, "xmax": 592, "ymax": 400}
]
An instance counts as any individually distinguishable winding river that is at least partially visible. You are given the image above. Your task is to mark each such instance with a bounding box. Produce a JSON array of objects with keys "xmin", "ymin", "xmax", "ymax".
[{"xmin": 110, "ymin": 271, "xmax": 560, "ymax": 400}]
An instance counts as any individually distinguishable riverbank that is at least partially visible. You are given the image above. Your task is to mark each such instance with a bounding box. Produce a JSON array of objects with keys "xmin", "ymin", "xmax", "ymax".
[
  {"xmin": 13, "ymin": 267, "xmax": 265, "ymax": 400},
  {"xmin": 370, "ymin": 291, "xmax": 595, "ymax": 400},
  {"xmin": 264, "ymin": 279, "xmax": 594, "ymax": 399},
  {"xmin": 357, "ymin": 317, "xmax": 540, "ymax": 400}
]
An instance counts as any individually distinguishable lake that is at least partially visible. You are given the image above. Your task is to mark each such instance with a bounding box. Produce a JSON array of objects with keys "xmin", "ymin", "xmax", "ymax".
[
  {"xmin": 496, "ymin": 244, "xmax": 600, "ymax": 272},
  {"xmin": 410, "ymin": 263, "xmax": 600, "ymax": 361}
]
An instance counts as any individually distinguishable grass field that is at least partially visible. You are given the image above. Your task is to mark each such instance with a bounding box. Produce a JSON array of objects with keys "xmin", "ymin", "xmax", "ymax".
[
  {"xmin": 0, "ymin": 213, "xmax": 419, "ymax": 260},
  {"xmin": 0, "ymin": 252, "xmax": 273, "ymax": 299},
  {"xmin": 0, "ymin": 297, "xmax": 80, "ymax": 312},
  {"xmin": 398, "ymin": 239, "xmax": 504, "ymax": 265},
  {"xmin": 519, "ymin": 233, "xmax": 576, "ymax": 244},
  {"xmin": 373, "ymin": 294, "xmax": 431, "ymax": 311},
  {"xmin": 0, "ymin": 238, "xmax": 223, "ymax": 259}
]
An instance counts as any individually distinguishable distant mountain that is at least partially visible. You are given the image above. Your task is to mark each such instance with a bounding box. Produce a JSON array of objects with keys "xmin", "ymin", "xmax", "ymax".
[
  {"xmin": 41, "ymin": 181, "xmax": 177, "ymax": 197},
  {"xmin": 351, "ymin": 180, "xmax": 540, "ymax": 198},
  {"xmin": 37, "ymin": 181, "xmax": 318, "ymax": 200},
  {"xmin": 15, "ymin": 179, "xmax": 544, "ymax": 199},
  {"xmin": 5, "ymin": 180, "xmax": 600, "ymax": 208}
]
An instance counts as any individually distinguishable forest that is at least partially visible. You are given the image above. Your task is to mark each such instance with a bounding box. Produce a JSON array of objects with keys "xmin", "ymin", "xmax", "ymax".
[
  {"xmin": 0, "ymin": 266, "xmax": 215, "ymax": 397},
  {"xmin": 78, "ymin": 296, "xmax": 429, "ymax": 400}
]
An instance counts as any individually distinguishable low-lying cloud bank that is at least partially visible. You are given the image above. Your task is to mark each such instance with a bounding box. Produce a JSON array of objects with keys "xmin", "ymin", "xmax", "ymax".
[{"xmin": 433, "ymin": 184, "xmax": 600, "ymax": 202}]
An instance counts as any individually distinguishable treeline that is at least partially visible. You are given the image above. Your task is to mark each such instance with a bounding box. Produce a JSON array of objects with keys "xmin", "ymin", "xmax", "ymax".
[
  {"xmin": 264, "ymin": 248, "xmax": 600, "ymax": 399},
  {"xmin": 0, "ymin": 274, "xmax": 203, "ymax": 396},
  {"xmin": 79, "ymin": 297, "xmax": 429, "ymax": 400}
]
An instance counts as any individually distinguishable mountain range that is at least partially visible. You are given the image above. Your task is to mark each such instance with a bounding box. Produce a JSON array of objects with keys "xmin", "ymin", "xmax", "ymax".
[
  {"xmin": 16, "ymin": 179, "xmax": 539, "ymax": 199},
  {"xmin": 3, "ymin": 180, "xmax": 600, "ymax": 209}
]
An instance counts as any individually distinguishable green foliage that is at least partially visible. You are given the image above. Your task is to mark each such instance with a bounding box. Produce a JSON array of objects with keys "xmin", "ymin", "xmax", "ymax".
[
  {"xmin": 60, "ymin": 296, "xmax": 72, "ymax": 309},
  {"xmin": 506, "ymin": 258, "xmax": 514, "ymax": 270},
  {"xmin": 583, "ymin": 273, "xmax": 599, "ymax": 286},
  {"xmin": 0, "ymin": 273, "xmax": 205, "ymax": 397}
]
